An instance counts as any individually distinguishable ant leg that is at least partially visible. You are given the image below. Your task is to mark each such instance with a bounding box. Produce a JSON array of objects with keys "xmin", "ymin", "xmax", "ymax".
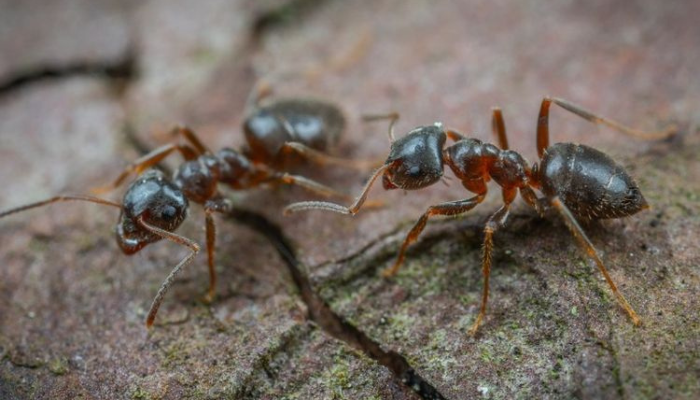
[
  {"xmin": 271, "ymin": 172, "xmax": 356, "ymax": 201},
  {"xmin": 138, "ymin": 217, "xmax": 200, "ymax": 328},
  {"xmin": 244, "ymin": 79, "xmax": 274, "ymax": 114},
  {"xmin": 537, "ymin": 97, "xmax": 676, "ymax": 157},
  {"xmin": 283, "ymin": 162, "xmax": 393, "ymax": 216},
  {"xmin": 170, "ymin": 125, "xmax": 210, "ymax": 154},
  {"xmin": 362, "ymin": 112, "xmax": 400, "ymax": 142},
  {"xmin": 469, "ymin": 189, "xmax": 515, "ymax": 335},
  {"xmin": 280, "ymin": 142, "xmax": 381, "ymax": 171},
  {"xmin": 92, "ymin": 143, "xmax": 200, "ymax": 194},
  {"xmin": 203, "ymin": 211, "xmax": 217, "ymax": 303},
  {"xmin": 0, "ymin": 195, "xmax": 121, "ymax": 219},
  {"xmin": 202, "ymin": 198, "xmax": 232, "ymax": 304},
  {"xmin": 445, "ymin": 129, "xmax": 466, "ymax": 142},
  {"xmin": 550, "ymin": 197, "xmax": 641, "ymax": 325},
  {"xmin": 384, "ymin": 194, "xmax": 486, "ymax": 278},
  {"xmin": 519, "ymin": 186, "xmax": 545, "ymax": 217},
  {"xmin": 491, "ymin": 107, "xmax": 509, "ymax": 150}
]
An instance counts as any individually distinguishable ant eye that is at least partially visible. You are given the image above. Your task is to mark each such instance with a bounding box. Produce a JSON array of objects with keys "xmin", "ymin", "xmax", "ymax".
[{"xmin": 160, "ymin": 205, "xmax": 177, "ymax": 220}]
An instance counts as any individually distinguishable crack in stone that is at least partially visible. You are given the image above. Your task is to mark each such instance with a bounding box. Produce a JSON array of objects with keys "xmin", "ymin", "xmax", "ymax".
[
  {"xmin": 226, "ymin": 208, "xmax": 449, "ymax": 400},
  {"xmin": 0, "ymin": 48, "xmax": 137, "ymax": 96},
  {"xmin": 251, "ymin": 0, "xmax": 330, "ymax": 40}
]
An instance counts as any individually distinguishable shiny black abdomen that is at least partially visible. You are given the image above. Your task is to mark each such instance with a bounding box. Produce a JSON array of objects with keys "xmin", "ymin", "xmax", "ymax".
[
  {"xmin": 539, "ymin": 143, "xmax": 648, "ymax": 219},
  {"xmin": 243, "ymin": 98, "xmax": 345, "ymax": 164}
]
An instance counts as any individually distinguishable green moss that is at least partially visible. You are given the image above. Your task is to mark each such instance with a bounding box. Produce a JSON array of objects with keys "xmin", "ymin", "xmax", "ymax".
[
  {"xmin": 130, "ymin": 386, "xmax": 151, "ymax": 400},
  {"xmin": 48, "ymin": 357, "xmax": 69, "ymax": 376}
]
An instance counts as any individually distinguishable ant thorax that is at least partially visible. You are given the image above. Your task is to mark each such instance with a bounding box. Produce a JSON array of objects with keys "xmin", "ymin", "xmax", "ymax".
[{"xmin": 444, "ymin": 138, "xmax": 531, "ymax": 190}]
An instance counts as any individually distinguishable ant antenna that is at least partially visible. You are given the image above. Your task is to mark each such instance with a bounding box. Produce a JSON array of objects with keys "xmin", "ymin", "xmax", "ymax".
[
  {"xmin": 284, "ymin": 162, "xmax": 393, "ymax": 216},
  {"xmin": 0, "ymin": 195, "xmax": 121, "ymax": 219},
  {"xmin": 363, "ymin": 112, "xmax": 400, "ymax": 142}
]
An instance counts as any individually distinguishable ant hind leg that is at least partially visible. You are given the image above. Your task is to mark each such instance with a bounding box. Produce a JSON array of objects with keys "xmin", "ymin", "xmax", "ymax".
[
  {"xmin": 550, "ymin": 196, "xmax": 641, "ymax": 326},
  {"xmin": 536, "ymin": 97, "xmax": 676, "ymax": 157}
]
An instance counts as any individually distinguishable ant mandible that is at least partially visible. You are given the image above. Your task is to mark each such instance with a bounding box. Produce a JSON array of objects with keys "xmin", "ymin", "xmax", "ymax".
[
  {"xmin": 0, "ymin": 85, "xmax": 371, "ymax": 328},
  {"xmin": 284, "ymin": 97, "xmax": 676, "ymax": 335}
]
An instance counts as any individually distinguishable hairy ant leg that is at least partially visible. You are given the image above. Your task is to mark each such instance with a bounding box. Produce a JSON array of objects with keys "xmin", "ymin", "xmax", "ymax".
[
  {"xmin": 0, "ymin": 195, "xmax": 121, "ymax": 219},
  {"xmin": 537, "ymin": 97, "xmax": 675, "ymax": 157},
  {"xmin": 549, "ymin": 197, "xmax": 641, "ymax": 325},
  {"xmin": 138, "ymin": 217, "xmax": 200, "ymax": 328},
  {"xmin": 469, "ymin": 188, "xmax": 515, "ymax": 335},
  {"xmin": 491, "ymin": 108, "xmax": 509, "ymax": 149},
  {"xmin": 383, "ymin": 193, "xmax": 486, "ymax": 278}
]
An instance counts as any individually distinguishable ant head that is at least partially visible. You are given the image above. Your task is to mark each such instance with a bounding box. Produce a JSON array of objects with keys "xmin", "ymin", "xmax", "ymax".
[
  {"xmin": 117, "ymin": 170, "xmax": 188, "ymax": 254},
  {"xmin": 382, "ymin": 123, "xmax": 446, "ymax": 190}
]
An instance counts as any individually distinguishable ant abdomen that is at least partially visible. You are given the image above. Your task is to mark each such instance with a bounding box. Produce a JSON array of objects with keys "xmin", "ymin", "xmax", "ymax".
[
  {"xmin": 538, "ymin": 143, "xmax": 648, "ymax": 219},
  {"xmin": 243, "ymin": 98, "xmax": 345, "ymax": 165},
  {"xmin": 117, "ymin": 170, "xmax": 189, "ymax": 254}
]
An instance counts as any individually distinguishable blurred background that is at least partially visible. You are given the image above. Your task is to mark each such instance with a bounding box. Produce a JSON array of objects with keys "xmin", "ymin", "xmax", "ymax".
[{"xmin": 0, "ymin": 0, "xmax": 698, "ymax": 399}]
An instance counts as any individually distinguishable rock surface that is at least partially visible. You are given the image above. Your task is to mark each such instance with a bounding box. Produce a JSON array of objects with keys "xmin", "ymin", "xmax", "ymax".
[{"xmin": 1, "ymin": 0, "xmax": 698, "ymax": 399}]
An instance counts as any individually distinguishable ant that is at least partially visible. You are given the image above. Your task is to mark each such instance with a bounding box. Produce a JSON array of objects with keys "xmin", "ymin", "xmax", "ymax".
[
  {"xmin": 284, "ymin": 97, "xmax": 676, "ymax": 335},
  {"xmin": 0, "ymin": 86, "xmax": 372, "ymax": 328}
]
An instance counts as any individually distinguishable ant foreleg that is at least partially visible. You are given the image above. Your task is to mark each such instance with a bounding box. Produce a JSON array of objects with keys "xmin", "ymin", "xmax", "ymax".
[
  {"xmin": 138, "ymin": 217, "xmax": 200, "ymax": 328},
  {"xmin": 280, "ymin": 142, "xmax": 381, "ymax": 171},
  {"xmin": 550, "ymin": 197, "xmax": 641, "ymax": 326},
  {"xmin": 202, "ymin": 197, "xmax": 232, "ymax": 304},
  {"xmin": 537, "ymin": 97, "xmax": 676, "ymax": 157},
  {"xmin": 362, "ymin": 112, "xmax": 400, "ymax": 142},
  {"xmin": 491, "ymin": 107, "xmax": 509, "ymax": 150},
  {"xmin": 92, "ymin": 143, "xmax": 200, "ymax": 194},
  {"xmin": 384, "ymin": 194, "xmax": 485, "ymax": 278},
  {"xmin": 283, "ymin": 163, "xmax": 392, "ymax": 216}
]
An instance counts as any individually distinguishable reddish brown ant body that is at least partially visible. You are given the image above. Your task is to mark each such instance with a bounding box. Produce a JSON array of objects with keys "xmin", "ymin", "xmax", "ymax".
[
  {"xmin": 285, "ymin": 97, "xmax": 675, "ymax": 335},
  {"xmin": 0, "ymin": 92, "xmax": 367, "ymax": 328}
]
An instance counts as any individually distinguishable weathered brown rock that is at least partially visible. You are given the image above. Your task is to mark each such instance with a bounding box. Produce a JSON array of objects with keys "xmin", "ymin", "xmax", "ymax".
[{"xmin": 1, "ymin": 0, "xmax": 699, "ymax": 399}]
